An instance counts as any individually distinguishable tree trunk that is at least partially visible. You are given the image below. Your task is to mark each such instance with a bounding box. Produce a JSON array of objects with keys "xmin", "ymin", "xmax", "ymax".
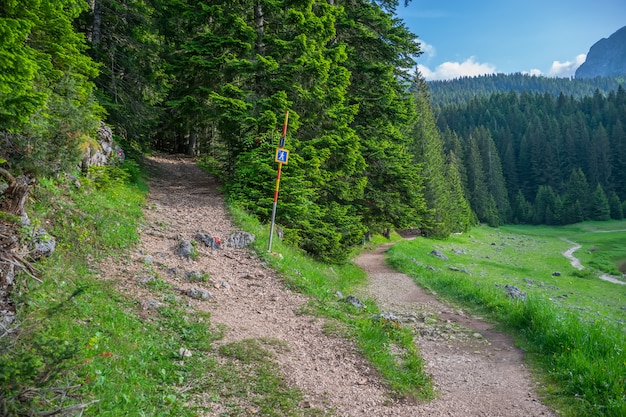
[
  {"xmin": 0, "ymin": 168, "xmax": 32, "ymax": 217},
  {"xmin": 88, "ymin": 0, "xmax": 102, "ymax": 44},
  {"xmin": 254, "ymin": 2, "xmax": 265, "ymax": 56}
]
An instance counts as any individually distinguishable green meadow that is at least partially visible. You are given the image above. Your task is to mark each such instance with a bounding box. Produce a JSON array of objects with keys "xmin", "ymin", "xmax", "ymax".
[{"xmin": 386, "ymin": 220, "xmax": 626, "ymax": 417}]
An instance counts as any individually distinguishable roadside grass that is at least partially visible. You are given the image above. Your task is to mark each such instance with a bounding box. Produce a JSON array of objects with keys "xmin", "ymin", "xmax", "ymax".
[
  {"xmin": 385, "ymin": 223, "xmax": 626, "ymax": 417},
  {"xmin": 1, "ymin": 163, "xmax": 327, "ymax": 416},
  {"xmin": 228, "ymin": 205, "xmax": 435, "ymax": 401}
]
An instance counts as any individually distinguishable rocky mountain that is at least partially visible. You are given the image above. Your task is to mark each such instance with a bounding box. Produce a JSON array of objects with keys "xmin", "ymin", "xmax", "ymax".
[{"xmin": 575, "ymin": 25, "xmax": 626, "ymax": 78}]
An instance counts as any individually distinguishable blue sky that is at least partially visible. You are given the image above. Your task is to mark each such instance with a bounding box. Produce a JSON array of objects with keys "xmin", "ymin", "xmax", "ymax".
[{"xmin": 394, "ymin": 0, "xmax": 626, "ymax": 80}]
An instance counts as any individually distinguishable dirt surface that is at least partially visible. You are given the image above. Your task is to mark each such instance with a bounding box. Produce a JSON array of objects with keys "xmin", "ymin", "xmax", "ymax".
[
  {"xmin": 562, "ymin": 237, "xmax": 626, "ymax": 285},
  {"xmin": 110, "ymin": 154, "xmax": 558, "ymax": 416}
]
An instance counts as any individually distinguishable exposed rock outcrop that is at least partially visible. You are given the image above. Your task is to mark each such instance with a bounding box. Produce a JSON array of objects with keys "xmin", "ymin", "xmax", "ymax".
[{"xmin": 575, "ymin": 25, "xmax": 626, "ymax": 78}]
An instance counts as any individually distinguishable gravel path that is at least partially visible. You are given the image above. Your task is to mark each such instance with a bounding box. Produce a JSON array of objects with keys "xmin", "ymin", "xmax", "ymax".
[
  {"xmin": 111, "ymin": 155, "xmax": 557, "ymax": 416},
  {"xmin": 562, "ymin": 238, "xmax": 626, "ymax": 285}
]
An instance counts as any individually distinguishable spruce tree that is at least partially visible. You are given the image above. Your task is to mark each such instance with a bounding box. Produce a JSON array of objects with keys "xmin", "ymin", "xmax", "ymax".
[
  {"xmin": 608, "ymin": 191, "xmax": 623, "ymax": 220},
  {"xmin": 589, "ymin": 183, "xmax": 610, "ymax": 221}
]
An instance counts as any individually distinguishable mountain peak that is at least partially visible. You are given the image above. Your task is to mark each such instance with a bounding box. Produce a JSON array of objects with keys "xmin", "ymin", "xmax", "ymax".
[{"xmin": 575, "ymin": 25, "xmax": 626, "ymax": 79}]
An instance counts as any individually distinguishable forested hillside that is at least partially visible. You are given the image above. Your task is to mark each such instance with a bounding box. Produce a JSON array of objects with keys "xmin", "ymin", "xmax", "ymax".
[
  {"xmin": 1, "ymin": 0, "xmax": 473, "ymax": 262},
  {"xmin": 437, "ymin": 88, "xmax": 626, "ymax": 226},
  {"xmin": 428, "ymin": 73, "xmax": 626, "ymax": 107}
]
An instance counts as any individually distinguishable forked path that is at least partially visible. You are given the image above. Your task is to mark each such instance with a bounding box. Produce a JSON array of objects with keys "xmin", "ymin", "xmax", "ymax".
[
  {"xmin": 115, "ymin": 155, "xmax": 556, "ymax": 416},
  {"xmin": 355, "ymin": 245, "xmax": 556, "ymax": 417}
]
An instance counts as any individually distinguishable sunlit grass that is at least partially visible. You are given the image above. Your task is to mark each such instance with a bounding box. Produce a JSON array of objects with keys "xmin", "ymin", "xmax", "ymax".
[{"xmin": 386, "ymin": 222, "xmax": 626, "ymax": 417}]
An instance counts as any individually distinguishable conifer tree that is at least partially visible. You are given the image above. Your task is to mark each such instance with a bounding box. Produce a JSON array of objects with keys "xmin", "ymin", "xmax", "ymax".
[
  {"xmin": 608, "ymin": 191, "xmax": 623, "ymax": 220},
  {"xmin": 563, "ymin": 168, "xmax": 590, "ymax": 223},
  {"xmin": 411, "ymin": 74, "xmax": 471, "ymax": 235},
  {"xmin": 589, "ymin": 183, "xmax": 610, "ymax": 221},
  {"xmin": 1, "ymin": 0, "xmax": 102, "ymax": 176}
]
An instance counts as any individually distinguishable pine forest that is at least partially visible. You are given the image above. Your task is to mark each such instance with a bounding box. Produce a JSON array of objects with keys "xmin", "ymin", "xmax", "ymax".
[{"xmin": 1, "ymin": 0, "xmax": 625, "ymax": 262}]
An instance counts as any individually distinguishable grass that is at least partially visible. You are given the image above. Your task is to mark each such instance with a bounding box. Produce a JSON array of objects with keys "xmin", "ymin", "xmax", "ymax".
[
  {"xmin": 385, "ymin": 221, "xmax": 626, "ymax": 417},
  {"xmin": 0, "ymin": 163, "xmax": 330, "ymax": 416},
  {"xmin": 228, "ymin": 205, "xmax": 435, "ymax": 401}
]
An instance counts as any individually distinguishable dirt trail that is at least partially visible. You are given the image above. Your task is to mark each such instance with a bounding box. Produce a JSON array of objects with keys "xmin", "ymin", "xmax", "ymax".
[
  {"xmin": 112, "ymin": 155, "xmax": 557, "ymax": 416},
  {"xmin": 354, "ymin": 244, "xmax": 555, "ymax": 417},
  {"xmin": 561, "ymin": 238, "xmax": 626, "ymax": 285}
]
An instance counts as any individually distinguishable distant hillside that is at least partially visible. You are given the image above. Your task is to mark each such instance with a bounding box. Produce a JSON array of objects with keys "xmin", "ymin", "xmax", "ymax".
[
  {"xmin": 576, "ymin": 26, "xmax": 626, "ymax": 79},
  {"xmin": 427, "ymin": 73, "xmax": 625, "ymax": 108}
]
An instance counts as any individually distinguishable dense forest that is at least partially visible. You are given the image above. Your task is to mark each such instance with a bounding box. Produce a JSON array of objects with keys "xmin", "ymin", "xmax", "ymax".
[
  {"xmin": 2, "ymin": 0, "xmax": 625, "ymax": 262},
  {"xmin": 0, "ymin": 0, "xmax": 473, "ymax": 263},
  {"xmin": 436, "ymin": 88, "xmax": 626, "ymax": 226},
  {"xmin": 428, "ymin": 73, "xmax": 626, "ymax": 107}
]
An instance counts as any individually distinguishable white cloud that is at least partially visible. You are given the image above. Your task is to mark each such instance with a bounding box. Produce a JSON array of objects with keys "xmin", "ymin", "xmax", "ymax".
[
  {"xmin": 525, "ymin": 69, "xmax": 543, "ymax": 76},
  {"xmin": 418, "ymin": 57, "xmax": 497, "ymax": 81},
  {"xmin": 547, "ymin": 54, "xmax": 586, "ymax": 78},
  {"xmin": 418, "ymin": 40, "xmax": 436, "ymax": 59}
]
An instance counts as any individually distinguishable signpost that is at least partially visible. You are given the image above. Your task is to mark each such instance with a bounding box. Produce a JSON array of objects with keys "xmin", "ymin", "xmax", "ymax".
[{"xmin": 268, "ymin": 111, "xmax": 289, "ymax": 252}]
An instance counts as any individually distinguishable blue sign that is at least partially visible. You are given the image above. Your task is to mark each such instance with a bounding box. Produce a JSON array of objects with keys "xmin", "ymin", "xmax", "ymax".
[{"xmin": 275, "ymin": 148, "xmax": 289, "ymax": 164}]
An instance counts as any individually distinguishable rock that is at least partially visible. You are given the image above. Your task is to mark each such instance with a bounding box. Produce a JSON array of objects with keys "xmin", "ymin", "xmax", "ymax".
[
  {"xmin": 195, "ymin": 232, "xmax": 221, "ymax": 249},
  {"xmin": 182, "ymin": 288, "xmax": 212, "ymax": 300},
  {"xmin": 343, "ymin": 295, "xmax": 366, "ymax": 309},
  {"xmin": 80, "ymin": 122, "xmax": 124, "ymax": 171},
  {"xmin": 430, "ymin": 250, "xmax": 448, "ymax": 260},
  {"xmin": 576, "ymin": 25, "xmax": 626, "ymax": 78},
  {"xmin": 552, "ymin": 271, "xmax": 561, "ymax": 277},
  {"xmin": 31, "ymin": 227, "xmax": 56, "ymax": 258},
  {"xmin": 141, "ymin": 298, "xmax": 163, "ymax": 310},
  {"xmin": 224, "ymin": 231, "xmax": 255, "ymax": 248},
  {"xmin": 178, "ymin": 347, "xmax": 192, "ymax": 358},
  {"xmin": 177, "ymin": 240, "xmax": 195, "ymax": 258},
  {"xmin": 452, "ymin": 248, "xmax": 466, "ymax": 255},
  {"xmin": 184, "ymin": 271, "xmax": 208, "ymax": 282},
  {"xmin": 372, "ymin": 312, "xmax": 401, "ymax": 328},
  {"xmin": 334, "ymin": 290, "xmax": 344, "ymax": 299},
  {"xmin": 498, "ymin": 284, "xmax": 527, "ymax": 300},
  {"xmin": 523, "ymin": 278, "xmax": 535, "ymax": 285}
]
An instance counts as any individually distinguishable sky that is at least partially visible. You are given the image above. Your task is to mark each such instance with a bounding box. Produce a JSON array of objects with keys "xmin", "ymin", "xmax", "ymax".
[{"xmin": 394, "ymin": 0, "xmax": 626, "ymax": 81}]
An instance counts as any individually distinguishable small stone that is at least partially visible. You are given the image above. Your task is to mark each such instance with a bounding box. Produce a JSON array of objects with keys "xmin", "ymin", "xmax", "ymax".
[
  {"xmin": 343, "ymin": 295, "xmax": 366, "ymax": 309},
  {"xmin": 182, "ymin": 288, "xmax": 212, "ymax": 300},
  {"xmin": 177, "ymin": 240, "xmax": 195, "ymax": 258},
  {"xmin": 141, "ymin": 298, "xmax": 163, "ymax": 310},
  {"xmin": 178, "ymin": 347, "xmax": 192, "ymax": 358}
]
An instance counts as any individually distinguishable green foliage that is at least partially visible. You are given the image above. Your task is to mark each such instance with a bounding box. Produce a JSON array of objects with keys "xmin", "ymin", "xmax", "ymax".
[
  {"xmin": 428, "ymin": 73, "xmax": 626, "ymax": 108},
  {"xmin": 0, "ymin": 0, "xmax": 102, "ymax": 177},
  {"xmin": 386, "ymin": 222, "xmax": 626, "ymax": 417},
  {"xmin": 87, "ymin": 0, "xmax": 170, "ymax": 149},
  {"xmin": 438, "ymin": 84, "xmax": 626, "ymax": 227}
]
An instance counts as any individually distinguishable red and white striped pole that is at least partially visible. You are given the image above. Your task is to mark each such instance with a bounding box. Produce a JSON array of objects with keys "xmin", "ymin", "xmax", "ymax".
[{"xmin": 268, "ymin": 111, "xmax": 290, "ymax": 252}]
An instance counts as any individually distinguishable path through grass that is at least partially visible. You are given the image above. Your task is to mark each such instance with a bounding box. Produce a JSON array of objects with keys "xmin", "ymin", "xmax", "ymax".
[{"xmin": 386, "ymin": 221, "xmax": 626, "ymax": 417}]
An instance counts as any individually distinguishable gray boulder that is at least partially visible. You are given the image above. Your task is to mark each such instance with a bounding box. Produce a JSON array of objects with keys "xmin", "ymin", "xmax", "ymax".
[
  {"xmin": 195, "ymin": 232, "xmax": 221, "ymax": 249},
  {"xmin": 430, "ymin": 250, "xmax": 448, "ymax": 260},
  {"xmin": 224, "ymin": 231, "xmax": 255, "ymax": 248}
]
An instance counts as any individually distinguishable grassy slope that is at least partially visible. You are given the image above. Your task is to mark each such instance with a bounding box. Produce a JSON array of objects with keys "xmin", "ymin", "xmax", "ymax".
[
  {"xmin": 1, "ymin": 163, "xmax": 434, "ymax": 416},
  {"xmin": 386, "ymin": 221, "xmax": 626, "ymax": 417}
]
